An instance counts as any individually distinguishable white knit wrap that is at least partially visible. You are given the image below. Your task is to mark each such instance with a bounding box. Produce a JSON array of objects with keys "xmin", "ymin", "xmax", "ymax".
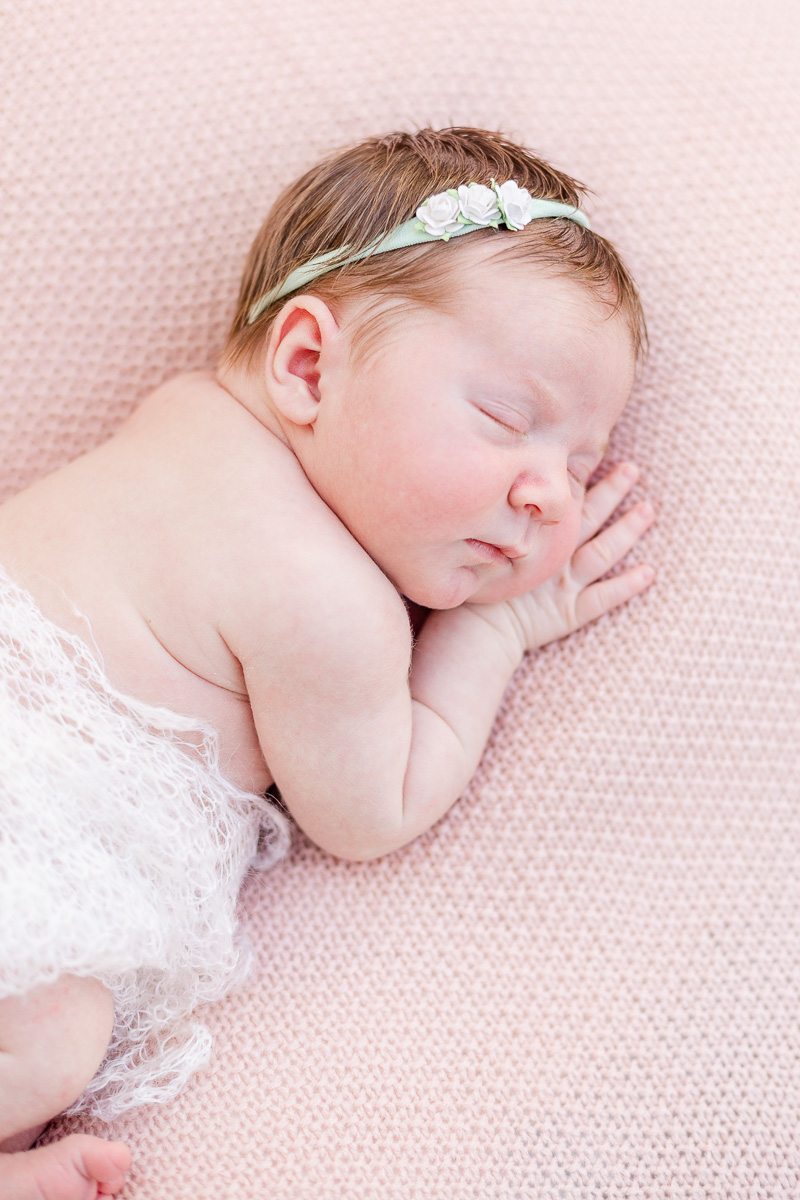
[{"xmin": 0, "ymin": 567, "xmax": 290, "ymax": 1120}]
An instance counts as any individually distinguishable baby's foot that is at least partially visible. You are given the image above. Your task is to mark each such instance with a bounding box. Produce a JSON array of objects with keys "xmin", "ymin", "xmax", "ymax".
[{"xmin": 0, "ymin": 1134, "xmax": 131, "ymax": 1199}]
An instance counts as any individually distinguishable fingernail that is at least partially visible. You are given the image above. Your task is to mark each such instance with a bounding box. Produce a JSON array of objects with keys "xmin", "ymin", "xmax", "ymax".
[
  {"xmin": 640, "ymin": 565, "xmax": 655, "ymax": 583},
  {"xmin": 620, "ymin": 462, "xmax": 639, "ymax": 481},
  {"xmin": 638, "ymin": 503, "xmax": 654, "ymax": 521}
]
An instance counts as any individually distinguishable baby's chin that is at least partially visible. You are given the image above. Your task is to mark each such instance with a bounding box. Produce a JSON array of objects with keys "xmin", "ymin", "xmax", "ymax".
[
  {"xmin": 394, "ymin": 565, "xmax": 486, "ymax": 611},
  {"xmin": 399, "ymin": 563, "xmax": 552, "ymax": 610}
]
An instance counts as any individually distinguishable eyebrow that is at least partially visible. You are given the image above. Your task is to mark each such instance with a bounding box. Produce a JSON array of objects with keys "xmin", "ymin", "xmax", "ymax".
[{"xmin": 515, "ymin": 371, "xmax": 560, "ymax": 419}]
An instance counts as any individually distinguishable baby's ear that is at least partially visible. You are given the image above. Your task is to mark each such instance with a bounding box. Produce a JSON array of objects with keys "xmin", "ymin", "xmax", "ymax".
[{"xmin": 265, "ymin": 296, "xmax": 340, "ymax": 426}]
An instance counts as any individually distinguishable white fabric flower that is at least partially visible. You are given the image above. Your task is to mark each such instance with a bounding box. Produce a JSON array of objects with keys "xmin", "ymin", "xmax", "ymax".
[
  {"xmin": 416, "ymin": 190, "xmax": 462, "ymax": 237},
  {"xmin": 493, "ymin": 180, "xmax": 534, "ymax": 230},
  {"xmin": 457, "ymin": 183, "xmax": 501, "ymax": 226}
]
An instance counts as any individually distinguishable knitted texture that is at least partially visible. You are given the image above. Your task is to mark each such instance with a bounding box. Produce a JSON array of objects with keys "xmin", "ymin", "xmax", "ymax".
[
  {"xmin": 0, "ymin": 568, "xmax": 288, "ymax": 1120},
  {"xmin": 3, "ymin": 0, "xmax": 800, "ymax": 1195}
]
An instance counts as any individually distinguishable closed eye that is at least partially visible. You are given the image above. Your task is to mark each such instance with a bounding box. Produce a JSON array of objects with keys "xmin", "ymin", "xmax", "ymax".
[{"xmin": 480, "ymin": 409, "xmax": 527, "ymax": 437}]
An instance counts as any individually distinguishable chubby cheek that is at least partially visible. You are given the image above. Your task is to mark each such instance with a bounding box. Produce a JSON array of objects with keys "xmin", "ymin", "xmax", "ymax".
[{"xmin": 403, "ymin": 457, "xmax": 494, "ymax": 530}]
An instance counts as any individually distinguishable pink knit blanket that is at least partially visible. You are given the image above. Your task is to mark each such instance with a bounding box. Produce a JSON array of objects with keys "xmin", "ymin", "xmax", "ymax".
[{"xmin": 3, "ymin": 0, "xmax": 799, "ymax": 1194}]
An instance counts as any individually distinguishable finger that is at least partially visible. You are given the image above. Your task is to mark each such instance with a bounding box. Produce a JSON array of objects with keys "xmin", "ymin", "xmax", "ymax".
[
  {"xmin": 573, "ymin": 563, "xmax": 655, "ymax": 627},
  {"xmin": 579, "ymin": 462, "xmax": 641, "ymax": 544},
  {"xmin": 572, "ymin": 502, "xmax": 655, "ymax": 586}
]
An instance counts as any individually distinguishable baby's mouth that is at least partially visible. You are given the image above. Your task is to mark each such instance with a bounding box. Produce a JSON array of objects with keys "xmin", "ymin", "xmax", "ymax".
[{"xmin": 465, "ymin": 538, "xmax": 517, "ymax": 564}]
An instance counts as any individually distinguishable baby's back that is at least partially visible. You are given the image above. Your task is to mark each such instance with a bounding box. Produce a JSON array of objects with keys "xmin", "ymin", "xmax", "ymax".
[{"xmin": 0, "ymin": 373, "xmax": 328, "ymax": 791}]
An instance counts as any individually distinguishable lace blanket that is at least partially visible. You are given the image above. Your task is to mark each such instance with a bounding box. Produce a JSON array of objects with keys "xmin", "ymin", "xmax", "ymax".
[{"xmin": 0, "ymin": 567, "xmax": 289, "ymax": 1120}]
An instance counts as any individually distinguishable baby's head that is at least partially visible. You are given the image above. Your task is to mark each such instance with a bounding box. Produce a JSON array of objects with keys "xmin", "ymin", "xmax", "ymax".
[{"xmin": 221, "ymin": 128, "xmax": 645, "ymax": 609}]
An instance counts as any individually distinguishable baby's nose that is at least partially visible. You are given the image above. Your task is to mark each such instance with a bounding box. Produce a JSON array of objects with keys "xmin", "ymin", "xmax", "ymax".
[{"xmin": 508, "ymin": 467, "xmax": 571, "ymax": 524}]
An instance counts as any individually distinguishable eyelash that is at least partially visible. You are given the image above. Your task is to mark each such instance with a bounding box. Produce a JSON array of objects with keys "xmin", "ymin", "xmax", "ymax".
[{"xmin": 483, "ymin": 410, "xmax": 527, "ymax": 437}]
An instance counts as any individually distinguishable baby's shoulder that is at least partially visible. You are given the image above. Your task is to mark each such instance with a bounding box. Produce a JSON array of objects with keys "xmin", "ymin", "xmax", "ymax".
[
  {"xmin": 133, "ymin": 373, "xmax": 410, "ymax": 669},
  {"xmin": 124, "ymin": 371, "xmax": 307, "ymax": 523}
]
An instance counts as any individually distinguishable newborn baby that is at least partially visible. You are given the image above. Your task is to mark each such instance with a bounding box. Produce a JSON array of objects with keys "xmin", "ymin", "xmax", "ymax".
[{"xmin": 0, "ymin": 126, "xmax": 654, "ymax": 1199}]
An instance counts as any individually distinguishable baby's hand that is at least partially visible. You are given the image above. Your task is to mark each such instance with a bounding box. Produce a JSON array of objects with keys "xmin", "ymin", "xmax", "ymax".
[{"xmin": 489, "ymin": 464, "xmax": 655, "ymax": 655}]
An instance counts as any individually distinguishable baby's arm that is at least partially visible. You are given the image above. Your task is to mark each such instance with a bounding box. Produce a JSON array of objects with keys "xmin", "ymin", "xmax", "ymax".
[
  {"xmin": 403, "ymin": 466, "xmax": 654, "ymax": 847},
  {"xmin": 235, "ymin": 465, "xmax": 653, "ymax": 861}
]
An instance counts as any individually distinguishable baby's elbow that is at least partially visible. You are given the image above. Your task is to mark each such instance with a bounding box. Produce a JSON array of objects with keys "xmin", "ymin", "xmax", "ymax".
[
  {"xmin": 316, "ymin": 826, "xmax": 408, "ymax": 864},
  {"xmin": 337, "ymin": 842, "xmax": 395, "ymax": 864},
  {"xmin": 332, "ymin": 846, "xmax": 381, "ymax": 864}
]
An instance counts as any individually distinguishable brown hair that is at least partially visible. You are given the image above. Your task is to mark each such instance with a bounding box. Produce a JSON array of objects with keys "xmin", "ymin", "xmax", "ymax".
[{"xmin": 223, "ymin": 127, "xmax": 646, "ymax": 367}]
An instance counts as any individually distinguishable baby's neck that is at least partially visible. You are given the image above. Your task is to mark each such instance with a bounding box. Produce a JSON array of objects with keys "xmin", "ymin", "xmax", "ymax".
[{"xmin": 214, "ymin": 360, "xmax": 289, "ymax": 446}]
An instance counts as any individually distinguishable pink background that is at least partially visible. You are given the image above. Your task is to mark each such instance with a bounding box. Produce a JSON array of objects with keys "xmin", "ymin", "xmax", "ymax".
[{"xmin": 3, "ymin": 0, "xmax": 799, "ymax": 1195}]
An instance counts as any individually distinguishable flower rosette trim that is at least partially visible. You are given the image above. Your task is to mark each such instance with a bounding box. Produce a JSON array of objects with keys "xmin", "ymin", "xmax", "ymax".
[
  {"xmin": 413, "ymin": 180, "xmax": 538, "ymax": 239},
  {"xmin": 457, "ymin": 183, "xmax": 501, "ymax": 228},
  {"xmin": 414, "ymin": 190, "xmax": 462, "ymax": 239},
  {"xmin": 492, "ymin": 179, "xmax": 534, "ymax": 230}
]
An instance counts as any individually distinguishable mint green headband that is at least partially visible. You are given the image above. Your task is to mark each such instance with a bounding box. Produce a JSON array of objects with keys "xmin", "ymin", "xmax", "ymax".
[{"xmin": 246, "ymin": 180, "xmax": 591, "ymax": 324}]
